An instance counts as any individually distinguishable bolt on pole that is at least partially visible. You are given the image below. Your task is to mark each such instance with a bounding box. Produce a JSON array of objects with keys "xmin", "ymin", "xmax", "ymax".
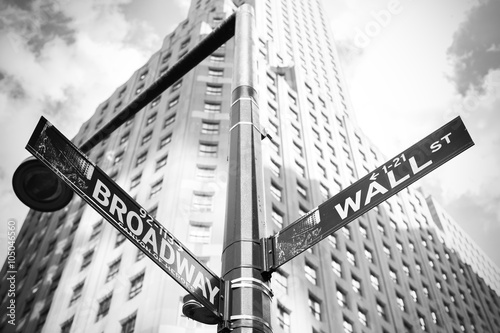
[{"xmin": 219, "ymin": 4, "xmax": 273, "ymax": 333}]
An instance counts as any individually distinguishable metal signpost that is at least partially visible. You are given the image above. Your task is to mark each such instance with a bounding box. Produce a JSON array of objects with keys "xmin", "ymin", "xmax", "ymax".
[
  {"xmin": 26, "ymin": 117, "xmax": 222, "ymax": 318},
  {"xmin": 262, "ymin": 116, "xmax": 474, "ymax": 272},
  {"xmin": 18, "ymin": 3, "xmax": 475, "ymax": 333}
]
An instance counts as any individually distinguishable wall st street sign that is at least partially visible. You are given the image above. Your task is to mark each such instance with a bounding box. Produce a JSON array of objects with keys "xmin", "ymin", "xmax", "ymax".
[
  {"xmin": 26, "ymin": 117, "xmax": 222, "ymax": 318},
  {"xmin": 264, "ymin": 116, "xmax": 474, "ymax": 272}
]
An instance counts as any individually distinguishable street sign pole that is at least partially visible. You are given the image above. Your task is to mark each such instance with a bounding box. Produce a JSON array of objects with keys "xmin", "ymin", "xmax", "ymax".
[{"xmin": 219, "ymin": 4, "xmax": 272, "ymax": 333}]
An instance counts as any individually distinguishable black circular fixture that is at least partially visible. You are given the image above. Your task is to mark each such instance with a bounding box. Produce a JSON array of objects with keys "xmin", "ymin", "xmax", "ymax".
[
  {"xmin": 12, "ymin": 157, "xmax": 74, "ymax": 212},
  {"xmin": 182, "ymin": 294, "xmax": 221, "ymax": 325}
]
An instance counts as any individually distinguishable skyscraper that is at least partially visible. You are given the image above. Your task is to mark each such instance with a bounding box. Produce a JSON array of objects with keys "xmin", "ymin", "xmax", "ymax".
[{"xmin": 2, "ymin": 0, "xmax": 499, "ymax": 332}]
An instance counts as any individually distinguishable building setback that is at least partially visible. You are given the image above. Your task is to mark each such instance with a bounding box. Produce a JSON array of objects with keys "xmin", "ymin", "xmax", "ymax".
[{"xmin": 1, "ymin": 0, "xmax": 499, "ymax": 332}]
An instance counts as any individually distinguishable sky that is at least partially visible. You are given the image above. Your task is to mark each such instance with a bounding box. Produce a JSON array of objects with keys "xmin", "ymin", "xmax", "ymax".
[{"xmin": 0, "ymin": 0, "xmax": 499, "ymax": 273}]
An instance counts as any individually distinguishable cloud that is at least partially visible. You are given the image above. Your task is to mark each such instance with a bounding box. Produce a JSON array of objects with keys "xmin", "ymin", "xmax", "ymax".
[
  {"xmin": 0, "ymin": 0, "xmax": 76, "ymax": 54},
  {"xmin": 447, "ymin": 0, "xmax": 500, "ymax": 95},
  {"xmin": 0, "ymin": 0, "xmax": 161, "ymax": 133},
  {"xmin": 425, "ymin": 69, "xmax": 500, "ymax": 226},
  {"xmin": 0, "ymin": 0, "xmax": 162, "ymax": 262}
]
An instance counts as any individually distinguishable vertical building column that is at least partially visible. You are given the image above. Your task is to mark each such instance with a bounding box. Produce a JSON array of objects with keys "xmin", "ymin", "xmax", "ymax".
[{"xmin": 220, "ymin": 4, "xmax": 273, "ymax": 333}]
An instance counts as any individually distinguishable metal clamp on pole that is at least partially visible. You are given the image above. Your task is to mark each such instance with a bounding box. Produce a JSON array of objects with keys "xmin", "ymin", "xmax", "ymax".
[{"xmin": 260, "ymin": 237, "xmax": 275, "ymax": 281}]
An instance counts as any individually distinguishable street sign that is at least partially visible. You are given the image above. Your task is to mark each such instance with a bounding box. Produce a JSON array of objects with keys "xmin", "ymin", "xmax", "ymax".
[
  {"xmin": 264, "ymin": 116, "xmax": 474, "ymax": 272},
  {"xmin": 26, "ymin": 116, "xmax": 222, "ymax": 318}
]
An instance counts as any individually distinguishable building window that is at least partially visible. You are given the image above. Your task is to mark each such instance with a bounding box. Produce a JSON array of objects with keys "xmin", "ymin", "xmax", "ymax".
[
  {"xmin": 208, "ymin": 68, "xmax": 224, "ymax": 77},
  {"xmin": 342, "ymin": 226, "xmax": 351, "ymax": 239},
  {"xmin": 180, "ymin": 38, "xmax": 190, "ymax": 49},
  {"xmin": 431, "ymin": 311, "xmax": 439, "ymax": 325},
  {"xmin": 113, "ymin": 151, "xmax": 124, "ymax": 165},
  {"xmin": 352, "ymin": 276, "xmax": 362, "ymax": 295},
  {"xmin": 410, "ymin": 288, "xmax": 418, "ymax": 303},
  {"xmin": 422, "ymin": 285, "xmax": 429, "ymax": 298},
  {"xmin": 204, "ymin": 102, "xmax": 221, "ymax": 113},
  {"xmin": 320, "ymin": 183, "xmax": 329, "ymax": 199},
  {"xmin": 151, "ymin": 95, "xmax": 161, "ymax": 108},
  {"xmin": 210, "ymin": 54, "xmax": 225, "ymax": 62},
  {"xmin": 376, "ymin": 300, "xmax": 388, "ymax": 320},
  {"xmin": 120, "ymin": 132, "xmax": 130, "ymax": 145},
  {"xmin": 96, "ymin": 294, "xmax": 112, "ymax": 321},
  {"xmin": 89, "ymin": 221, "xmax": 103, "ymax": 241},
  {"xmin": 358, "ymin": 308, "xmax": 368, "ymax": 327},
  {"xmin": 150, "ymin": 179, "xmax": 163, "ymax": 198},
  {"xmin": 141, "ymin": 132, "xmax": 153, "ymax": 145},
  {"xmin": 146, "ymin": 113, "xmax": 157, "ymax": 125},
  {"xmin": 168, "ymin": 96, "xmax": 179, "ymax": 109},
  {"xmin": 270, "ymin": 182, "xmax": 282, "ymax": 201},
  {"xmin": 121, "ymin": 314, "xmax": 136, "ymax": 333},
  {"xmin": 308, "ymin": 295, "xmax": 321, "ymax": 321},
  {"xmin": 172, "ymin": 79, "xmax": 182, "ymax": 91},
  {"xmin": 199, "ymin": 142, "xmax": 218, "ymax": 157},
  {"xmin": 81, "ymin": 250, "xmax": 93, "ymax": 270},
  {"xmin": 269, "ymin": 139, "xmax": 280, "ymax": 156},
  {"xmin": 192, "ymin": 193, "xmax": 213, "ymax": 212},
  {"xmin": 364, "ymin": 247, "xmax": 373, "ymax": 263},
  {"xmin": 271, "ymin": 160, "xmax": 281, "ymax": 177},
  {"xmin": 293, "ymin": 141, "xmax": 303, "ymax": 157},
  {"xmin": 188, "ymin": 223, "xmax": 211, "ymax": 243},
  {"xmin": 403, "ymin": 264, "xmax": 410, "ymax": 277},
  {"xmin": 114, "ymin": 102, "xmax": 122, "ymax": 113},
  {"xmin": 69, "ymin": 282, "xmax": 84, "ymax": 306},
  {"xmin": 346, "ymin": 249, "xmax": 356, "ymax": 266},
  {"xmin": 383, "ymin": 244, "xmax": 392, "ymax": 258},
  {"xmin": 297, "ymin": 182, "xmax": 308, "ymax": 199},
  {"xmin": 106, "ymin": 258, "xmax": 121, "ymax": 282},
  {"xmin": 337, "ymin": 288, "xmax": 347, "ymax": 308},
  {"xmin": 277, "ymin": 304, "xmax": 291, "ymax": 333},
  {"xmin": 271, "ymin": 207, "xmax": 284, "ymax": 227},
  {"xmin": 370, "ymin": 273, "xmax": 380, "ymax": 290},
  {"xmin": 206, "ymin": 84, "xmax": 223, "ymax": 95},
  {"xmin": 60, "ymin": 317, "xmax": 74, "ymax": 333},
  {"xmin": 419, "ymin": 314, "xmax": 427, "ymax": 331},
  {"xmin": 130, "ymin": 174, "xmax": 141, "ymax": 189},
  {"xmin": 328, "ymin": 234, "xmax": 337, "ymax": 248},
  {"xmin": 159, "ymin": 134, "xmax": 172, "ymax": 149},
  {"xmin": 343, "ymin": 317, "xmax": 353, "ymax": 333},
  {"xmin": 332, "ymin": 257, "xmax": 342, "ymax": 277},
  {"xmin": 196, "ymin": 165, "xmax": 216, "ymax": 179},
  {"xmin": 294, "ymin": 161, "xmax": 305, "ymax": 177},
  {"xmin": 389, "ymin": 269, "xmax": 398, "ymax": 284},
  {"xmin": 149, "ymin": 206, "xmax": 158, "ymax": 218},
  {"xmin": 60, "ymin": 244, "xmax": 72, "ymax": 264},
  {"xmin": 155, "ymin": 155, "xmax": 168, "ymax": 171},
  {"xmin": 162, "ymin": 52, "xmax": 171, "ymax": 63},
  {"xmin": 129, "ymin": 272, "xmax": 145, "ymax": 299},
  {"xmin": 136, "ymin": 152, "xmax": 147, "ymax": 167},
  {"xmin": 305, "ymin": 262, "xmax": 317, "ymax": 285},
  {"xmin": 396, "ymin": 294, "xmax": 405, "ymax": 311},
  {"xmin": 201, "ymin": 120, "xmax": 220, "ymax": 135},
  {"xmin": 272, "ymin": 270, "xmax": 288, "ymax": 296},
  {"xmin": 136, "ymin": 249, "xmax": 145, "ymax": 261},
  {"xmin": 115, "ymin": 232, "xmax": 126, "ymax": 247},
  {"xmin": 164, "ymin": 114, "xmax": 176, "ymax": 128}
]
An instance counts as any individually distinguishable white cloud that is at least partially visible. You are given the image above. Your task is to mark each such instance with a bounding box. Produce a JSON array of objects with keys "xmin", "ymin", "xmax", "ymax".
[
  {"xmin": 0, "ymin": 0, "xmax": 161, "ymax": 262},
  {"xmin": 429, "ymin": 69, "xmax": 500, "ymax": 224}
]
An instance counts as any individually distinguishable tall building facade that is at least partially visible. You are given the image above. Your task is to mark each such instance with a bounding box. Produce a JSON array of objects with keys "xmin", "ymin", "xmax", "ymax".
[{"xmin": 2, "ymin": 0, "xmax": 500, "ymax": 332}]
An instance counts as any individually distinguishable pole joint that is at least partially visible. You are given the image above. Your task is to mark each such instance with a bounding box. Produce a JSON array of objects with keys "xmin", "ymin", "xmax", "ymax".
[{"xmin": 260, "ymin": 237, "xmax": 275, "ymax": 280}]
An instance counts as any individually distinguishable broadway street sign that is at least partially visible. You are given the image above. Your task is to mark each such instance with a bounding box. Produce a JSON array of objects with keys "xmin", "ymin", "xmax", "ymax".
[
  {"xmin": 264, "ymin": 116, "xmax": 474, "ymax": 272},
  {"xmin": 27, "ymin": 117, "xmax": 222, "ymax": 318}
]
